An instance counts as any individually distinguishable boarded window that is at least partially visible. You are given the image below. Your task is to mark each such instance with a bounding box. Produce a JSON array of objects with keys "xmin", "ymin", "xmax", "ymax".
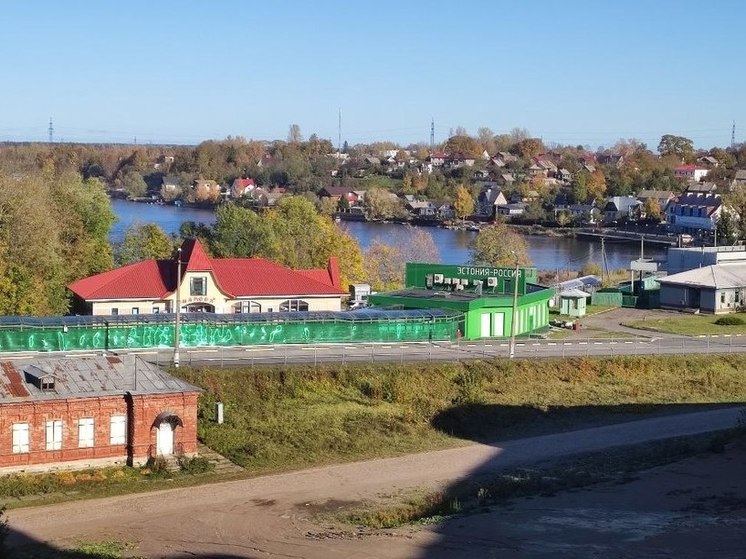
[
  {"xmin": 110, "ymin": 415, "xmax": 126, "ymax": 445},
  {"xmin": 45, "ymin": 420, "xmax": 63, "ymax": 451},
  {"xmin": 12, "ymin": 423, "xmax": 30, "ymax": 453},
  {"xmin": 78, "ymin": 417, "xmax": 94, "ymax": 448}
]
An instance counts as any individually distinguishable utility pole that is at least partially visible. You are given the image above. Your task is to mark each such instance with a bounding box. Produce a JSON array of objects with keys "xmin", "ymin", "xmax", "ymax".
[
  {"xmin": 338, "ymin": 108, "xmax": 342, "ymax": 153},
  {"xmin": 173, "ymin": 248, "xmax": 182, "ymax": 368},
  {"xmin": 48, "ymin": 117, "xmax": 54, "ymax": 143},
  {"xmin": 601, "ymin": 237, "xmax": 608, "ymax": 283},
  {"xmin": 508, "ymin": 252, "xmax": 520, "ymax": 359}
]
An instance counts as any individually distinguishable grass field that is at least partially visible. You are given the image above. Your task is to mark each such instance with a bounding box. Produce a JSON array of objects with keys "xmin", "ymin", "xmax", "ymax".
[
  {"xmin": 176, "ymin": 355, "xmax": 746, "ymax": 474},
  {"xmin": 624, "ymin": 314, "xmax": 746, "ymax": 335}
]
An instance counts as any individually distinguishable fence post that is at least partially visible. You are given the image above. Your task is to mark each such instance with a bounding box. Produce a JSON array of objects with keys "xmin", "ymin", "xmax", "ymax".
[
  {"xmin": 707, "ymin": 336, "xmax": 710, "ymax": 354},
  {"xmin": 342, "ymin": 345, "xmax": 346, "ymax": 365},
  {"xmin": 314, "ymin": 347, "xmax": 317, "ymax": 367},
  {"xmin": 371, "ymin": 345, "xmax": 374, "ymax": 363},
  {"xmin": 220, "ymin": 347, "xmax": 224, "ymax": 368}
]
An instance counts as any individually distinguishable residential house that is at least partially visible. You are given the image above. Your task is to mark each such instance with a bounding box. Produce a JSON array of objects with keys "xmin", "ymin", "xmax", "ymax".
[
  {"xmin": 697, "ymin": 155, "xmax": 719, "ymax": 167},
  {"xmin": 557, "ymin": 168, "xmax": 572, "ymax": 183},
  {"xmin": 666, "ymin": 193, "xmax": 726, "ymax": 234},
  {"xmin": 256, "ymin": 155, "xmax": 275, "ymax": 167},
  {"xmin": 0, "ymin": 355, "xmax": 201, "ymax": 472},
  {"xmin": 686, "ymin": 181, "xmax": 718, "ymax": 194},
  {"xmin": 566, "ymin": 202, "xmax": 600, "ymax": 224},
  {"xmin": 487, "ymin": 157, "xmax": 507, "ymax": 169},
  {"xmin": 528, "ymin": 163, "xmax": 546, "ymax": 177},
  {"xmin": 68, "ymin": 238, "xmax": 346, "ymax": 316},
  {"xmin": 161, "ymin": 176, "xmax": 180, "ymax": 193},
  {"xmin": 578, "ymin": 153, "xmax": 596, "ymax": 166},
  {"xmin": 434, "ymin": 201, "xmax": 456, "ymax": 220},
  {"xmin": 497, "ymin": 173, "xmax": 517, "ymax": 188},
  {"xmin": 250, "ymin": 187, "xmax": 285, "ymax": 208},
  {"xmin": 477, "ymin": 187, "xmax": 508, "ymax": 217},
  {"xmin": 318, "ymin": 186, "xmax": 360, "ymax": 206},
  {"xmin": 428, "ymin": 152, "xmax": 449, "ymax": 167},
  {"xmin": 673, "ymin": 165, "xmax": 710, "ymax": 182},
  {"xmin": 447, "ymin": 154, "xmax": 476, "ymax": 168},
  {"xmin": 406, "ymin": 199, "xmax": 437, "ymax": 218},
  {"xmin": 473, "ymin": 169, "xmax": 490, "ymax": 180},
  {"xmin": 659, "ymin": 263, "xmax": 746, "ymax": 314},
  {"xmin": 231, "ymin": 178, "xmax": 256, "ymax": 198},
  {"xmin": 602, "ymin": 196, "xmax": 642, "ymax": 222},
  {"xmin": 497, "ymin": 203, "xmax": 527, "ymax": 217},
  {"xmin": 496, "ymin": 152, "xmax": 518, "ymax": 164}
]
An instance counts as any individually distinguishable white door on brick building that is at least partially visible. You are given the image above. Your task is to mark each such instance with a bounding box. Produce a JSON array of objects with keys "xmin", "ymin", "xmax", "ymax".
[{"xmin": 156, "ymin": 422, "xmax": 174, "ymax": 455}]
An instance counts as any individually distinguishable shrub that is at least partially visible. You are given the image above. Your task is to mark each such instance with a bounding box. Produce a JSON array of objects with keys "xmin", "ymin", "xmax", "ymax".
[
  {"xmin": 714, "ymin": 316, "xmax": 745, "ymax": 326},
  {"xmin": 178, "ymin": 455, "xmax": 214, "ymax": 475}
]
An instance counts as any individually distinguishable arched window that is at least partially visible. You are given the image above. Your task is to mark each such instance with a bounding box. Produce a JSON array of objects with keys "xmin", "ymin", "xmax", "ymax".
[{"xmin": 279, "ymin": 299, "xmax": 309, "ymax": 312}]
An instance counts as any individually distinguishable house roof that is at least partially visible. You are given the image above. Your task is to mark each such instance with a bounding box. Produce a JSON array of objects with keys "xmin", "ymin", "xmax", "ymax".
[
  {"xmin": 637, "ymin": 190, "xmax": 674, "ymax": 200},
  {"xmin": 658, "ymin": 263, "xmax": 746, "ymax": 290},
  {"xmin": 605, "ymin": 196, "xmax": 641, "ymax": 212},
  {"xmin": 232, "ymin": 178, "xmax": 255, "ymax": 189},
  {"xmin": 68, "ymin": 239, "xmax": 345, "ymax": 301},
  {"xmin": 0, "ymin": 356, "xmax": 201, "ymax": 401},
  {"xmin": 674, "ymin": 165, "xmax": 708, "ymax": 172},
  {"xmin": 734, "ymin": 170, "xmax": 746, "ymax": 181},
  {"xmin": 319, "ymin": 186, "xmax": 354, "ymax": 197}
]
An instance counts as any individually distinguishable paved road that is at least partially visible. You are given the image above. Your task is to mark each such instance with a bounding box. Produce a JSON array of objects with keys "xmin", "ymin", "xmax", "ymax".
[{"xmin": 7, "ymin": 406, "xmax": 743, "ymax": 558}]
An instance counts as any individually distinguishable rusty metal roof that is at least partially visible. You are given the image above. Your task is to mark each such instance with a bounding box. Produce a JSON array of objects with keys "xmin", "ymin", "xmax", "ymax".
[{"xmin": 0, "ymin": 356, "xmax": 201, "ymax": 401}]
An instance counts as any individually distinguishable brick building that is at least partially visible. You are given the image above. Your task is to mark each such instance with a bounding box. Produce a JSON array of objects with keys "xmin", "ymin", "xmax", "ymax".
[{"xmin": 0, "ymin": 355, "xmax": 201, "ymax": 473}]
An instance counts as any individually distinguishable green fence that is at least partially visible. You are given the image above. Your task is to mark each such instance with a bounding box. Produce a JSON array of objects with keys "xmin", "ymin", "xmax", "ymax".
[
  {"xmin": 591, "ymin": 291, "xmax": 623, "ymax": 307},
  {"xmin": 0, "ymin": 311, "xmax": 461, "ymax": 353}
]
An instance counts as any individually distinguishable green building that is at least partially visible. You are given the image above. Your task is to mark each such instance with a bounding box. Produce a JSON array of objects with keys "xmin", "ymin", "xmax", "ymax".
[{"xmin": 368, "ymin": 263, "xmax": 555, "ymax": 340}]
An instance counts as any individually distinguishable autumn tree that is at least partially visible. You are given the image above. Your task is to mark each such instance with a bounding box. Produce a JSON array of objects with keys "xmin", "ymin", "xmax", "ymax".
[
  {"xmin": 453, "ymin": 184, "xmax": 475, "ymax": 221},
  {"xmin": 364, "ymin": 227, "xmax": 439, "ymax": 291},
  {"xmin": 586, "ymin": 169, "xmax": 607, "ymax": 202},
  {"xmin": 443, "ymin": 135, "xmax": 482, "ymax": 158},
  {"xmin": 470, "ymin": 222, "xmax": 531, "ymax": 267},
  {"xmin": 364, "ymin": 187, "xmax": 406, "ymax": 220},
  {"xmin": 513, "ymin": 138, "xmax": 545, "ymax": 160},
  {"xmin": 117, "ymin": 224, "xmax": 174, "ymax": 265},
  {"xmin": 643, "ymin": 197, "xmax": 662, "ymax": 221}
]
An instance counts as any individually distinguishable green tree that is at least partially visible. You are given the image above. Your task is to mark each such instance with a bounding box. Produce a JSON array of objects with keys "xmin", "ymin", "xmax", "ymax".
[
  {"xmin": 117, "ymin": 224, "xmax": 174, "ymax": 265},
  {"xmin": 716, "ymin": 210, "xmax": 739, "ymax": 244},
  {"xmin": 453, "ymin": 184, "xmax": 475, "ymax": 221},
  {"xmin": 121, "ymin": 169, "xmax": 148, "ymax": 198},
  {"xmin": 657, "ymin": 134, "xmax": 694, "ymax": 162},
  {"xmin": 211, "ymin": 204, "xmax": 278, "ymax": 259},
  {"xmin": 470, "ymin": 222, "xmax": 531, "ymax": 267},
  {"xmin": 364, "ymin": 187, "xmax": 405, "ymax": 220}
]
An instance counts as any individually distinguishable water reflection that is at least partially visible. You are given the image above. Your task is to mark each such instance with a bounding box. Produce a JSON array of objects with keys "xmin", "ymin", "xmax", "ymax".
[{"xmin": 110, "ymin": 200, "xmax": 666, "ymax": 271}]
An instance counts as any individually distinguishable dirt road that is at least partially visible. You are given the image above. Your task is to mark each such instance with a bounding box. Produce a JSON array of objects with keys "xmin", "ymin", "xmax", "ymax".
[{"xmin": 6, "ymin": 406, "xmax": 744, "ymax": 558}]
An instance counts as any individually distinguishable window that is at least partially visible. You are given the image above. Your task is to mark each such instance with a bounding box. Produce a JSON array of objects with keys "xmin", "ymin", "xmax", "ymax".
[
  {"xmin": 111, "ymin": 308, "xmax": 119, "ymax": 316},
  {"xmin": 721, "ymin": 292, "xmax": 726, "ymax": 304},
  {"xmin": 249, "ymin": 301, "xmax": 261, "ymax": 313},
  {"xmin": 12, "ymin": 423, "xmax": 30, "ymax": 454},
  {"xmin": 279, "ymin": 299, "xmax": 309, "ymax": 312},
  {"xmin": 190, "ymin": 277, "xmax": 207, "ymax": 296},
  {"xmin": 131, "ymin": 307, "xmax": 139, "ymax": 315},
  {"xmin": 45, "ymin": 420, "xmax": 63, "ymax": 451},
  {"xmin": 153, "ymin": 307, "xmax": 160, "ymax": 314},
  {"xmin": 41, "ymin": 377, "xmax": 55, "ymax": 391},
  {"xmin": 110, "ymin": 415, "xmax": 126, "ymax": 445},
  {"xmin": 78, "ymin": 418, "xmax": 94, "ymax": 448}
]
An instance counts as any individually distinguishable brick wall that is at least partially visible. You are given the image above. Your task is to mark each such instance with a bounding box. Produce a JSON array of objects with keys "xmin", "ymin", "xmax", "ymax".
[{"xmin": 0, "ymin": 391, "xmax": 199, "ymax": 471}]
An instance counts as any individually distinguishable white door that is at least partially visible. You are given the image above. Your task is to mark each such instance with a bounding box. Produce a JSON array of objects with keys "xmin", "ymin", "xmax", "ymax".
[
  {"xmin": 480, "ymin": 313, "xmax": 491, "ymax": 337},
  {"xmin": 492, "ymin": 313, "xmax": 505, "ymax": 337},
  {"xmin": 156, "ymin": 422, "xmax": 174, "ymax": 455}
]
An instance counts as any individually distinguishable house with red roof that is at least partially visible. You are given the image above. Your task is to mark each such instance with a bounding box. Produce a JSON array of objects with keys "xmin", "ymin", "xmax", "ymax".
[
  {"xmin": 231, "ymin": 177, "xmax": 256, "ymax": 197},
  {"xmin": 68, "ymin": 239, "xmax": 346, "ymax": 316},
  {"xmin": 673, "ymin": 165, "xmax": 710, "ymax": 182}
]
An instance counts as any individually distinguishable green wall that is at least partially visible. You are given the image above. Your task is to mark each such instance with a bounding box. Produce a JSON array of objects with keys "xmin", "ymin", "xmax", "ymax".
[
  {"xmin": 405, "ymin": 263, "xmax": 538, "ymax": 295},
  {"xmin": 0, "ymin": 315, "xmax": 460, "ymax": 353}
]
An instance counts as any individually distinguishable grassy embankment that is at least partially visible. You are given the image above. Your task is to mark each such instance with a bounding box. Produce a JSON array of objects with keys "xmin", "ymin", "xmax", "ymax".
[
  {"xmin": 178, "ymin": 354, "xmax": 746, "ymax": 474},
  {"xmin": 624, "ymin": 314, "xmax": 746, "ymax": 336},
  {"xmin": 2, "ymin": 355, "xmax": 745, "ymax": 511}
]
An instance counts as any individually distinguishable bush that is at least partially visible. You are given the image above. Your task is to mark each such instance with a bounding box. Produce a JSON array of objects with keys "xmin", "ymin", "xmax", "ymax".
[
  {"xmin": 714, "ymin": 316, "xmax": 745, "ymax": 326},
  {"xmin": 178, "ymin": 455, "xmax": 214, "ymax": 475}
]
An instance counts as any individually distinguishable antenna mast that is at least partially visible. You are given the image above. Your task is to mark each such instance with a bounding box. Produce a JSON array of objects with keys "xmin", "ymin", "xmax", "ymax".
[
  {"xmin": 430, "ymin": 118, "xmax": 435, "ymax": 148},
  {"xmin": 48, "ymin": 117, "xmax": 54, "ymax": 143},
  {"xmin": 338, "ymin": 108, "xmax": 342, "ymax": 153},
  {"xmin": 732, "ymin": 121, "xmax": 736, "ymax": 149}
]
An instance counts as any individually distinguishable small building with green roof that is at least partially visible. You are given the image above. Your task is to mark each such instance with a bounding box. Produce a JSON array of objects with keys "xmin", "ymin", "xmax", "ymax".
[{"xmin": 368, "ymin": 263, "xmax": 554, "ymax": 340}]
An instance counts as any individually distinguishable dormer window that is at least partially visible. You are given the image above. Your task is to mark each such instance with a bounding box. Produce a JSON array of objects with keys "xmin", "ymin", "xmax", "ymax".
[
  {"xmin": 25, "ymin": 365, "xmax": 57, "ymax": 392},
  {"xmin": 41, "ymin": 377, "xmax": 55, "ymax": 391},
  {"xmin": 190, "ymin": 277, "xmax": 207, "ymax": 296}
]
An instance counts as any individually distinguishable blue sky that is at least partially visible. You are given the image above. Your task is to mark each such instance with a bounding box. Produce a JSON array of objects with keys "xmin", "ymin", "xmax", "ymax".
[{"xmin": 1, "ymin": 1, "xmax": 744, "ymax": 149}]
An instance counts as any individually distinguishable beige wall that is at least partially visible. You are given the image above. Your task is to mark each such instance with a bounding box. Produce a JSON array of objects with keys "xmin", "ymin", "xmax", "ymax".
[{"xmin": 90, "ymin": 270, "xmax": 343, "ymax": 315}]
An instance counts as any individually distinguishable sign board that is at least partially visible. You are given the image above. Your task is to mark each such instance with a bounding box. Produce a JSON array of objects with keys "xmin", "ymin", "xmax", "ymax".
[{"xmin": 405, "ymin": 263, "xmax": 537, "ymax": 295}]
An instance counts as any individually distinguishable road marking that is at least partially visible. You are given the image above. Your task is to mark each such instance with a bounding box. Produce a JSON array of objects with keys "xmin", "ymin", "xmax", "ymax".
[
  {"xmin": 484, "ymin": 344, "xmax": 493, "ymax": 347},
  {"xmin": 547, "ymin": 342, "xmax": 557, "ymax": 346},
  {"xmin": 593, "ymin": 342, "xmax": 603, "ymax": 345},
  {"xmin": 579, "ymin": 342, "xmax": 588, "ymax": 345},
  {"xmin": 190, "ymin": 349, "xmax": 217, "ymax": 353},
  {"xmin": 245, "ymin": 348, "xmax": 275, "ymax": 352},
  {"xmin": 563, "ymin": 342, "xmax": 573, "ymax": 346},
  {"xmin": 624, "ymin": 341, "xmax": 633, "ymax": 344}
]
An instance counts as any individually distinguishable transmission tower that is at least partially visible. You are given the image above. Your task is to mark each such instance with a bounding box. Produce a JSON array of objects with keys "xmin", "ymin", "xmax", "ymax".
[
  {"xmin": 48, "ymin": 117, "xmax": 54, "ymax": 143},
  {"xmin": 732, "ymin": 121, "xmax": 736, "ymax": 149},
  {"xmin": 338, "ymin": 108, "xmax": 342, "ymax": 153},
  {"xmin": 430, "ymin": 118, "xmax": 435, "ymax": 148}
]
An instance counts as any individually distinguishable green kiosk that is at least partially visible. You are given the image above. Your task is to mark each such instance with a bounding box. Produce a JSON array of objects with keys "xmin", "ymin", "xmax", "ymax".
[{"xmin": 368, "ymin": 263, "xmax": 554, "ymax": 340}]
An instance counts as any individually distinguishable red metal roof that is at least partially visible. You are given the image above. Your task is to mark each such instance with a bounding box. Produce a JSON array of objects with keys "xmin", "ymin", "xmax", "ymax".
[
  {"xmin": 0, "ymin": 362, "xmax": 30, "ymax": 398},
  {"xmin": 68, "ymin": 260, "xmax": 174, "ymax": 300},
  {"xmin": 68, "ymin": 239, "xmax": 346, "ymax": 301}
]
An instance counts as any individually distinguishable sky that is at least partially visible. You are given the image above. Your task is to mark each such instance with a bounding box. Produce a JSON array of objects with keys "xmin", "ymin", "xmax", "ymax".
[{"xmin": 1, "ymin": 0, "xmax": 744, "ymax": 150}]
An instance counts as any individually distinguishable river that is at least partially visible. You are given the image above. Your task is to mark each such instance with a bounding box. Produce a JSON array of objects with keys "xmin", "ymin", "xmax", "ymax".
[{"xmin": 110, "ymin": 199, "xmax": 666, "ymax": 271}]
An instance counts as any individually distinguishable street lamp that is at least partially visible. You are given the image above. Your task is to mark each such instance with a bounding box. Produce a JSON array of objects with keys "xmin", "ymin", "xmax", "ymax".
[
  {"xmin": 508, "ymin": 251, "xmax": 520, "ymax": 359},
  {"xmin": 173, "ymin": 247, "xmax": 182, "ymax": 368}
]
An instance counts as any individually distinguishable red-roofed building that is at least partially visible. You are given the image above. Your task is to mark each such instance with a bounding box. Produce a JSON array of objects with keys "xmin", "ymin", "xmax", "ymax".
[
  {"xmin": 231, "ymin": 177, "xmax": 256, "ymax": 197},
  {"xmin": 673, "ymin": 165, "xmax": 710, "ymax": 182},
  {"xmin": 68, "ymin": 239, "xmax": 346, "ymax": 315}
]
